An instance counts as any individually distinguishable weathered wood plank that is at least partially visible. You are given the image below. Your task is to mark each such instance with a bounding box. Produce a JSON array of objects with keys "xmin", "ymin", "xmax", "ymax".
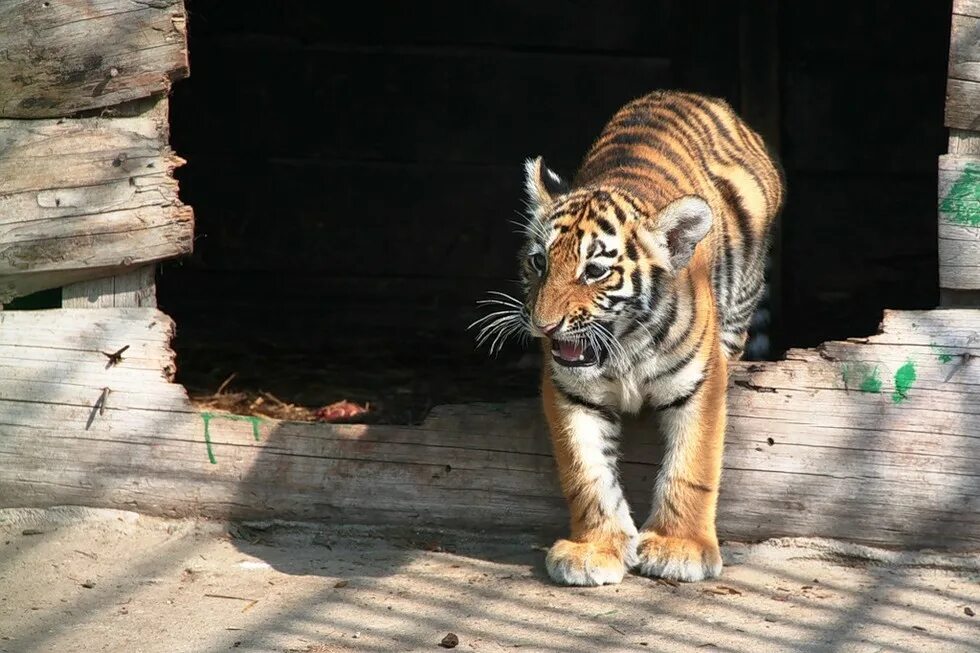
[
  {"xmin": 62, "ymin": 267, "xmax": 157, "ymax": 308},
  {"xmin": 0, "ymin": 0, "xmax": 188, "ymax": 118},
  {"xmin": 955, "ymin": 0, "xmax": 980, "ymax": 19},
  {"xmin": 0, "ymin": 102, "xmax": 192, "ymax": 303},
  {"xmin": 949, "ymin": 128, "xmax": 980, "ymax": 155},
  {"xmin": 0, "ymin": 308, "xmax": 977, "ymax": 550},
  {"xmin": 946, "ymin": 79, "xmax": 980, "ymax": 130},
  {"xmin": 938, "ymin": 155, "xmax": 980, "ymax": 290},
  {"xmin": 948, "ymin": 4, "xmax": 980, "ymax": 132},
  {"xmin": 949, "ymin": 13, "xmax": 980, "ymax": 84}
]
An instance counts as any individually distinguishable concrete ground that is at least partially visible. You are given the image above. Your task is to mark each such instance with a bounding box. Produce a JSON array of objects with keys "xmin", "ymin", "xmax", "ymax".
[{"xmin": 0, "ymin": 508, "xmax": 977, "ymax": 653}]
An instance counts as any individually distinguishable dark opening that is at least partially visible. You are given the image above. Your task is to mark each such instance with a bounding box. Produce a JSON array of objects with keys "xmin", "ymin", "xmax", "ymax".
[{"xmin": 161, "ymin": 1, "xmax": 950, "ymax": 424}]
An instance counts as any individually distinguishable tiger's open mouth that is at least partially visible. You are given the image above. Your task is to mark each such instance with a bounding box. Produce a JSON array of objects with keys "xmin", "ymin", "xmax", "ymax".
[{"xmin": 550, "ymin": 338, "xmax": 603, "ymax": 367}]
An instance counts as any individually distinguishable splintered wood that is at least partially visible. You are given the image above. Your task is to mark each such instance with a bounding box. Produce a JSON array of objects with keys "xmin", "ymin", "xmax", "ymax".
[
  {"xmin": 0, "ymin": 308, "xmax": 976, "ymax": 549},
  {"xmin": 946, "ymin": 1, "xmax": 980, "ymax": 130},
  {"xmin": 0, "ymin": 0, "xmax": 188, "ymax": 118},
  {"xmin": 0, "ymin": 102, "xmax": 193, "ymax": 302}
]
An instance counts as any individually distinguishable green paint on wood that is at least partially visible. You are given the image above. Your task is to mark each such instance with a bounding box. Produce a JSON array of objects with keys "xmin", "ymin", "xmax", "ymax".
[
  {"xmin": 200, "ymin": 412, "xmax": 263, "ymax": 464},
  {"xmin": 842, "ymin": 363, "xmax": 882, "ymax": 393},
  {"xmin": 200, "ymin": 412, "xmax": 217, "ymax": 464},
  {"xmin": 891, "ymin": 361, "xmax": 917, "ymax": 403},
  {"xmin": 940, "ymin": 162, "xmax": 980, "ymax": 227},
  {"xmin": 859, "ymin": 366, "xmax": 882, "ymax": 393},
  {"xmin": 930, "ymin": 342, "xmax": 954, "ymax": 364}
]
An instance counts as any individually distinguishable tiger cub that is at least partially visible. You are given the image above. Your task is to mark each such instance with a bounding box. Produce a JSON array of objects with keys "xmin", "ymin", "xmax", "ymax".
[{"xmin": 479, "ymin": 90, "xmax": 784, "ymax": 586}]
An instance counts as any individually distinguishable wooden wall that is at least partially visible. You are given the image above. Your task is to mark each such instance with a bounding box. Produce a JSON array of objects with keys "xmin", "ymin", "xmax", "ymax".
[
  {"xmin": 0, "ymin": 0, "xmax": 192, "ymax": 306},
  {"xmin": 942, "ymin": 0, "xmax": 980, "ymax": 300}
]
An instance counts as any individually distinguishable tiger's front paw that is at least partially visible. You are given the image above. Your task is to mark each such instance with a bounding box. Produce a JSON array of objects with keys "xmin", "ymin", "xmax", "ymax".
[
  {"xmin": 545, "ymin": 538, "xmax": 630, "ymax": 586},
  {"xmin": 634, "ymin": 531, "xmax": 722, "ymax": 582}
]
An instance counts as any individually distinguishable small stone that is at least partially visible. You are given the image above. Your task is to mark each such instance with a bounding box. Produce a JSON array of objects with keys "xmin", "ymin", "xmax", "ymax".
[
  {"xmin": 334, "ymin": 580, "xmax": 349, "ymax": 588},
  {"xmin": 965, "ymin": 606, "xmax": 975, "ymax": 617},
  {"xmin": 440, "ymin": 632, "xmax": 459, "ymax": 648}
]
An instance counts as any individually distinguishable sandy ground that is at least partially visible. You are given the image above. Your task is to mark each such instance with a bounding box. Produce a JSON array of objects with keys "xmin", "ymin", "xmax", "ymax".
[{"xmin": 0, "ymin": 508, "xmax": 977, "ymax": 653}]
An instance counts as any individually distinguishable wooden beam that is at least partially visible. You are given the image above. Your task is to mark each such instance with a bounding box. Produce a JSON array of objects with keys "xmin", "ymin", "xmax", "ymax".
[
  {"xmin": 949, "ymin": 13, "xmax": 980, "ymax": 83},
  {"xmin": 949, "ymin": 128, "xmax": 980, "ymax": 155},
  {"xmin": 946, "ymin": 4, "xmax": 980, "ymax": 130},
  {"xmin": 954, "ymin": 0, "xmax": 980, "ymax": 19},
  {"xmin": 0, "ymin": 0, "xmax": 188, "ymax": 119},
  {"xmin": 0, "ymin": 100, "xmax": 192, "ymax": 304},
  {"xmin": 62, "ymin": 267, "xmax": 157, "ymax": 308},
  {"xmin": 0, "ymin": 308, "xmax": 976, "ymax": 549},
  {"xmin": 938, "ymin": 154, "xmax": 980, "ymax": 290}
]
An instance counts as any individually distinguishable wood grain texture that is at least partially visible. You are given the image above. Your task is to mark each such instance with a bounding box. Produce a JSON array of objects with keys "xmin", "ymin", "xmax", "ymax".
[
  {"xmin": 949, "ymin": 129, "xmax": 980, "ymax": 155},
  {"xmin": 949, "ymin": 13, "xmax": 980, "ymax": 83},
  {"xmin": 946, "ymin": 79, "xmax": 980, "ymax": 131},
  {"xmin": 948, "ymin": 0, "xmax": 980, "ymax": 132},
  {"xmin": 62, "ymin": 267, "xmax": 157, "ymax": 308},
  {"xmin": 0, "ymin": 101, "xmax": 192, "ymax": 303},
  {"xmin": 938, "ymin": 155, "xmax": 980, "ymax": 290},
  {"xmin": 0, "ymin": 308, "xmax": 977, "ymax": 549},
  {"xmin": 955, "ymin": 0, "xmax": 980, "ymax": 19},
  {"xmin": 0, "ymin": 0, "xmax": 188, "ymax": 118}
]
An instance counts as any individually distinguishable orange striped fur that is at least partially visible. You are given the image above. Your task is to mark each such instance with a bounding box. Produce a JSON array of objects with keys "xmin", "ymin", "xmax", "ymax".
[{"xmin": 478, "ymin": 90, "xmax": 784, "ymax": 586}]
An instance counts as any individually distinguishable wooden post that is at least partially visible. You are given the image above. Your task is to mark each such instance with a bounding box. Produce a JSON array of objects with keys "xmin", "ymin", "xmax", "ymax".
[
  {"xmin": 62, "ymin": 267, "xmax": 157, "ymax": 308},
  {"xmin": 940, "ymin": 1, "xmax": 980, "ymax": 307}
]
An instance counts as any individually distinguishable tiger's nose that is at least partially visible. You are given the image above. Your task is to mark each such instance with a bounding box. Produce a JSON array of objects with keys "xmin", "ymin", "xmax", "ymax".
[{"xmin": 537, "ymin": 319, "xmax": 564, "ymax": 336}]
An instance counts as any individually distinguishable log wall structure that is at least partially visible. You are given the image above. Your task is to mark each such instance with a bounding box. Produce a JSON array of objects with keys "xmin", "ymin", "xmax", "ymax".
[
  {"xmin": 0, "ymin": 0, "xmax": 192, "ymax": 306},
  {"xmin": 0, "ymin": 1, "xmax": 976, "ymax": 551}
]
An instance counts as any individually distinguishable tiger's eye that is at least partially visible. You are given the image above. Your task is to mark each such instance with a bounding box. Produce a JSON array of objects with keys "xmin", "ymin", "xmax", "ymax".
[
  {"xmin": 530, "ymin": 252, "xmax": 546, "ymax": 274},
  {"xmin": 583, "ymin": 262, "xmax": 607, "ymax": 280}
]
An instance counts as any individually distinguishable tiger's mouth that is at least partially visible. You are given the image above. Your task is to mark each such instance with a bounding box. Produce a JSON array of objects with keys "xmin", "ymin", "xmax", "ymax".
[{"xmin": 550, "ymin": 338, "xmax": 604, "ymax": 368}]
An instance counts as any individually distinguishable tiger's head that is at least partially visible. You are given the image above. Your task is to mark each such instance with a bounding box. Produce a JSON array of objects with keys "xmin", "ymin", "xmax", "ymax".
[{"xmin": 504, "ymin": 156, "xmax": 713, "ymax": 374}]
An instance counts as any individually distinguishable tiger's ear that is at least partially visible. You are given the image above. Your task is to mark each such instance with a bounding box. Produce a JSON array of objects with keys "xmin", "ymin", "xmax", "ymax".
[
  {"xmin": 656, "ymin": 195, "xmax": 713, "ymax": 270},
  {"xmin": 523, "ymin": 156, "xmax": 569, "ymax": 213}
]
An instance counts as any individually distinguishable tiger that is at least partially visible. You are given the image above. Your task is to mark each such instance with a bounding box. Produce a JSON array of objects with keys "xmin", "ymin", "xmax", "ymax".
[{"xmin": 474, "ymin": 90, "xmax": 784, "ymax": 585}]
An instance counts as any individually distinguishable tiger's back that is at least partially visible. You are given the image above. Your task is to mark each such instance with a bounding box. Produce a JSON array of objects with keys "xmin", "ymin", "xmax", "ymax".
[{"xmin": 575, "ymin": 90, "xmax": 785, "ymax": 357}]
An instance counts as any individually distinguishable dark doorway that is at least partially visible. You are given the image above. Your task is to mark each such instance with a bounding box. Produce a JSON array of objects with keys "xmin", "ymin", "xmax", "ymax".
[{"xmin": 161, "ymin": 1, "xmax": 949, "ymax": 423}]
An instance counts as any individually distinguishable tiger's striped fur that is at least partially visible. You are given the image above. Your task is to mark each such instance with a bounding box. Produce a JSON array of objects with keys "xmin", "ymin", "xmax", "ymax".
[{"xmin": 484, "ymin": 90, "xmax": 784, "ymax": 586}]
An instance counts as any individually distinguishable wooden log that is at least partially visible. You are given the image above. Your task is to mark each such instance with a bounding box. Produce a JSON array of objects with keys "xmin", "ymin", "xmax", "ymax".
[
  {"xmin": 938, "ymin": 154, "xmax": 980, "ymax": 290},
  {"xmin": 62, "ymin": 267, "xmax": 157, "ymax": 308},
  {"xmin": 0, "ymin": 100, "xmax": 192, "ymax": 303},
  {"xmin": 947, "ymin": 3, "xmax": 980, "ymax": 131},
  {"xmin": 0, "ymin": 308, "xmax": 977, "ymax": 549},
  {"xmin": 946, "ymin": 80, "xmax": 980, "ymax": 132},
  {"xmin": 0, "ymin": 0, "xmax": 188, "ymax": 118},
  {"xmin": 949, "ymin": 129, "xmax": 980, "ymax": 155},
  {"xmin": 949, "ymin": 13, "xmax": 980, "ymax": 83},
  {"xmin": 955, "ymin": 0, "xmax": 980, "ymax": 20}
]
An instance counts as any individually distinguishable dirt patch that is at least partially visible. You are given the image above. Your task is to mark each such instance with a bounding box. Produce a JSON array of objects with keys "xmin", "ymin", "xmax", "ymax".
[{"xmin": 1, "ymin": 507, "xmax": 978, "ymax": 653}]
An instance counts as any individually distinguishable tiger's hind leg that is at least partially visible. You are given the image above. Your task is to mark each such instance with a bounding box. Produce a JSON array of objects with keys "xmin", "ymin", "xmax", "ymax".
[
  {"xmin": 542, "ymin": 375, "xmax": 637, "ymax": 586},
  {"xmin": 635, "ymin": 343, "xmax": 727, "ymax": 582}
]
